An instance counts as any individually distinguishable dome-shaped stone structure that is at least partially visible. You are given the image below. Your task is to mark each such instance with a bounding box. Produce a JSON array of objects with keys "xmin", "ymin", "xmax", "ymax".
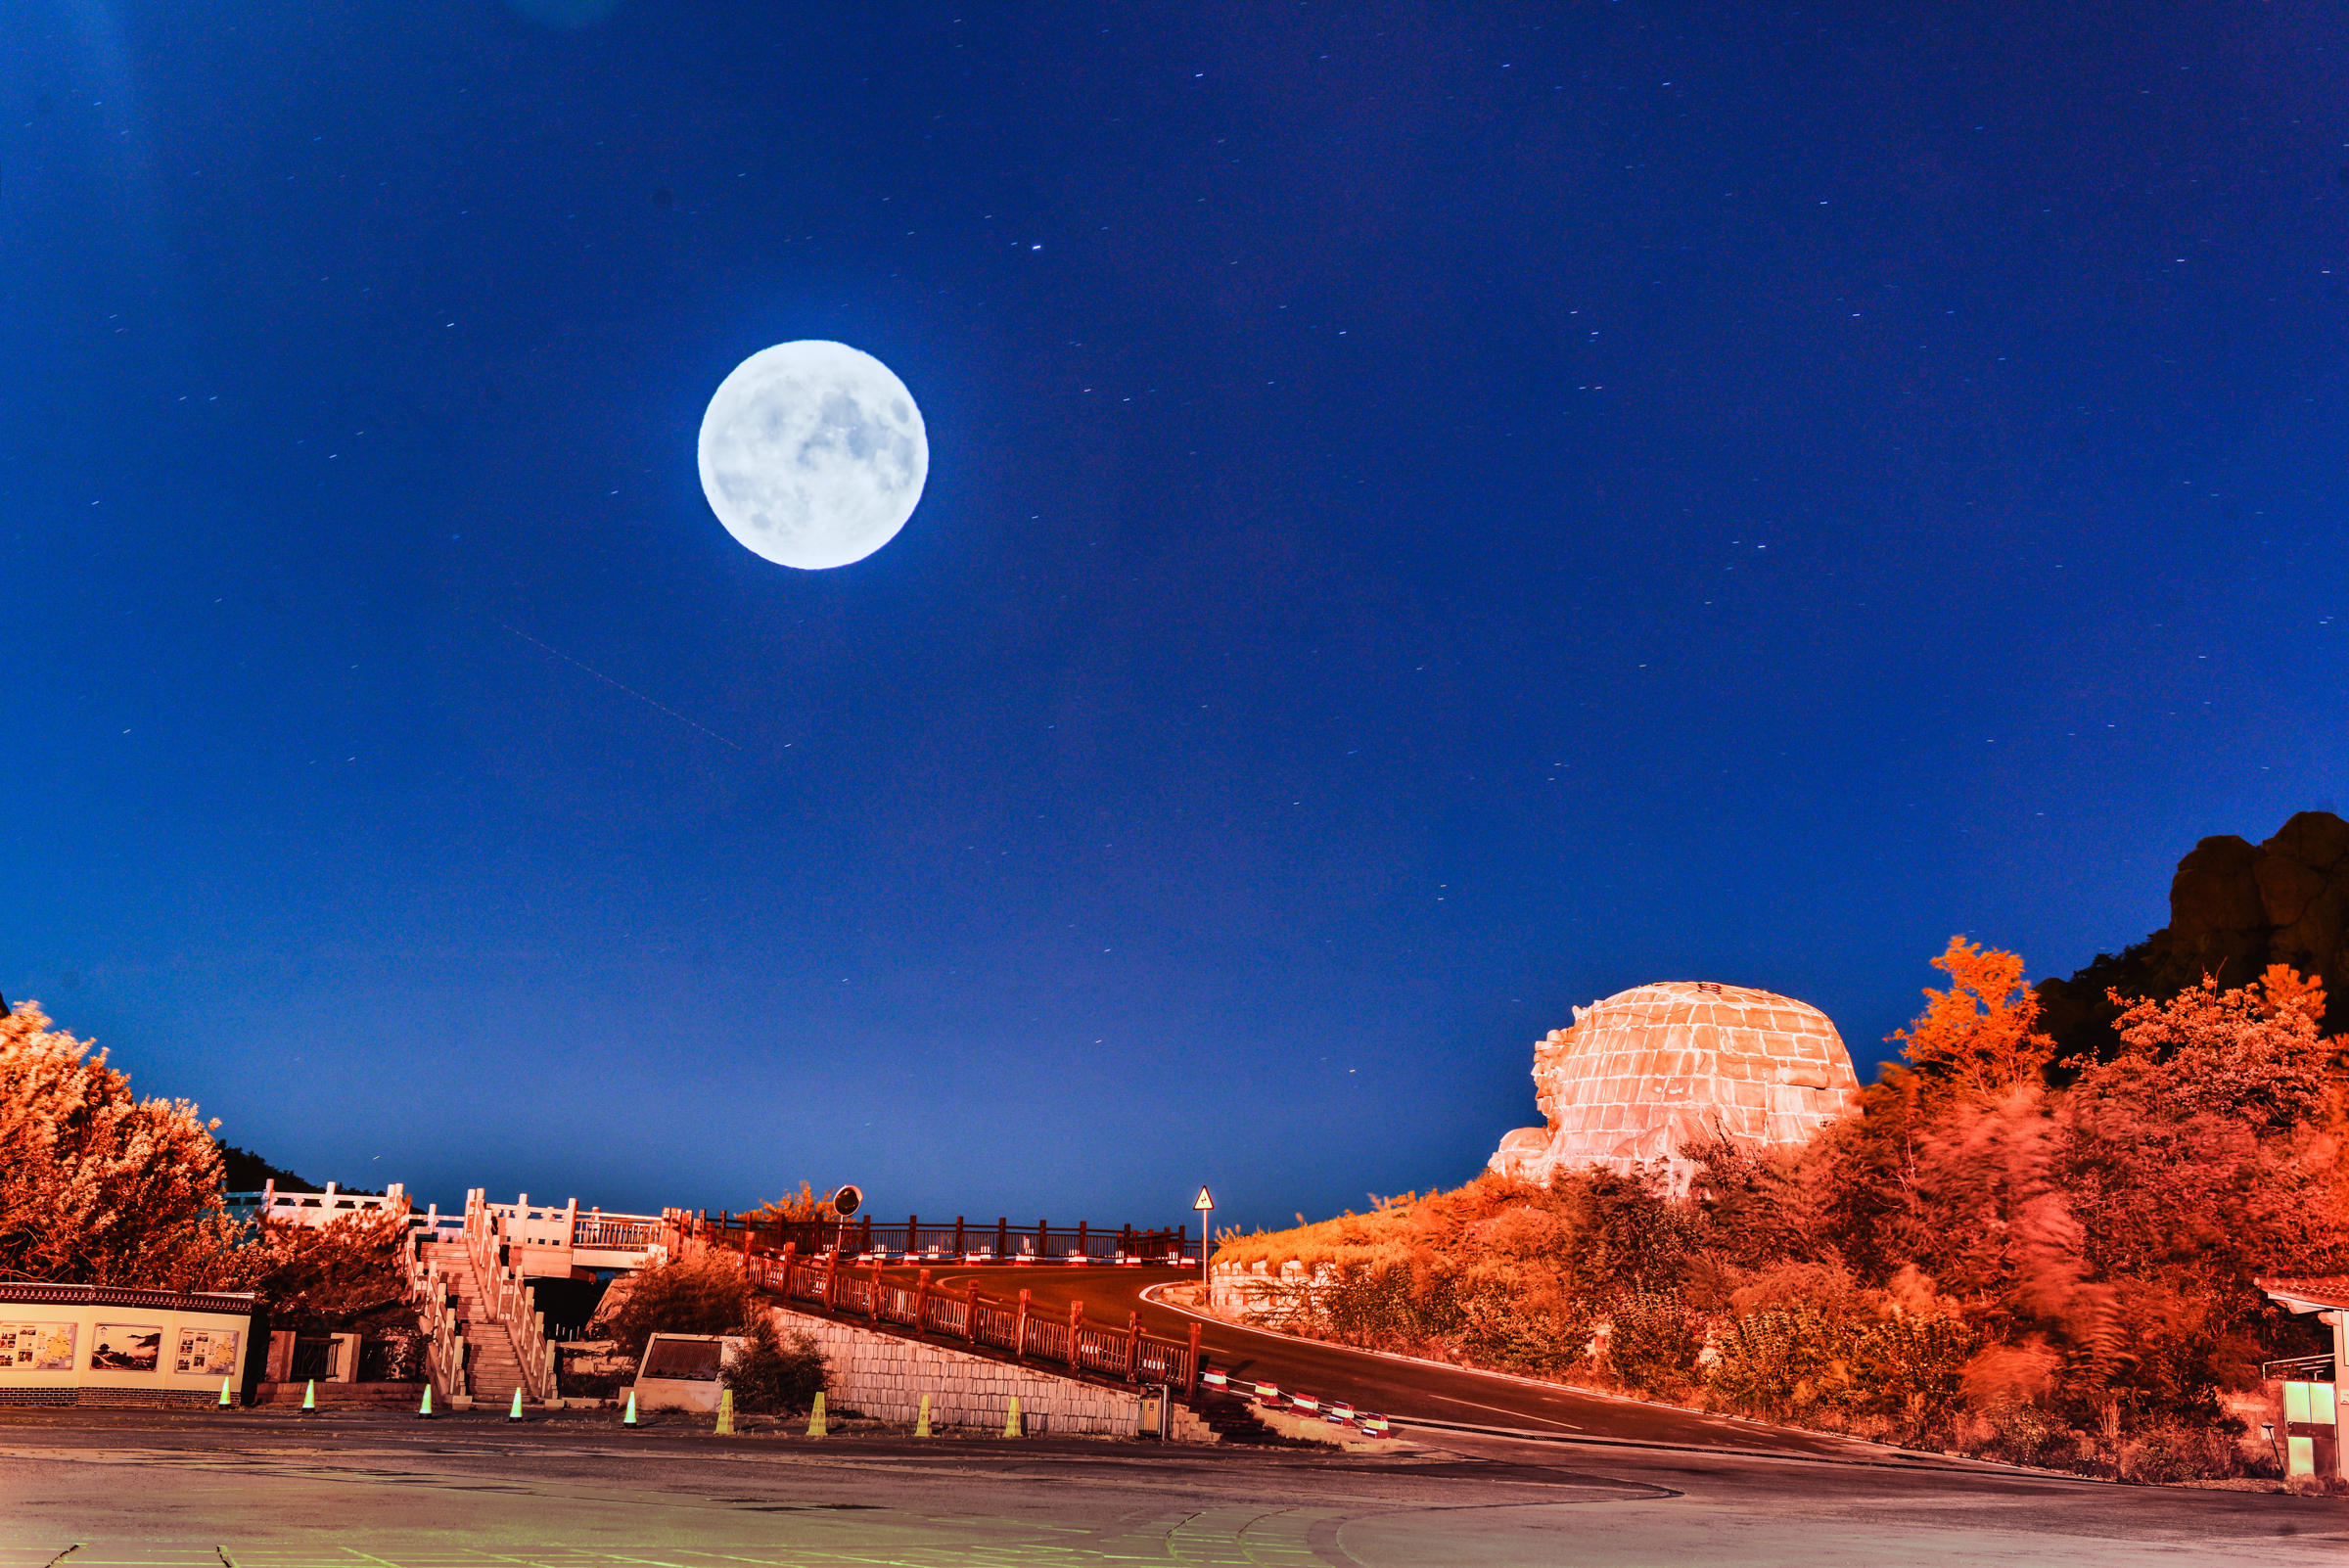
[{"xmin": 1487, "ymin": 981, "xmax": 1861, "ymax": 1188}]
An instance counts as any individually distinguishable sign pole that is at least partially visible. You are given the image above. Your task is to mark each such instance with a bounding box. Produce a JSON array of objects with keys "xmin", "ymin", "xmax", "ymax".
[{"xmin": 1191, "ymin": 1185, "xmax": 1215, "ymax": 1293}]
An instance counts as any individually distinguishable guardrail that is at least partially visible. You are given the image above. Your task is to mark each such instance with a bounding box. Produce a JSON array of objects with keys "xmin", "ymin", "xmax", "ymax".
[
  {"xmin": 1197, "ymin": 1369, "xmax": 1393, "ymax": 1437},
  {"xmin": 744, "ymin": 1245, "xmax": 1201, "ymax": 1394},
  {"xmin": 696, "ymin": 1212, "xmax": 1191, "ymax": 1266}
]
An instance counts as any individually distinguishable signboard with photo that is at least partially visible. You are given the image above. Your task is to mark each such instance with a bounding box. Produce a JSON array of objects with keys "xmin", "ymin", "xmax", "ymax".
[
  {"xmin": 89, "ymin": 1324, "xmax": 162, "ymax": 1372},
  {"xmin": 174, "ymin": 1327, "xmax": 240, "ymax": 1377},
  {"xmin": 1, "ymin": 1322, "xmax": 77, "ymax": 1371}
]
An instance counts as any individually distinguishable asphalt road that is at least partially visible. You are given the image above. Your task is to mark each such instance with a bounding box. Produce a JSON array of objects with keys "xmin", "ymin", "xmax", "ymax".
[
  {"xmin": 4, "ymin": 1407, "xmax": 2342, "ymax": 1568},
  {"xmin": 891, "ymin": 1265, "xmax": 1866, "ymax": 1457}
]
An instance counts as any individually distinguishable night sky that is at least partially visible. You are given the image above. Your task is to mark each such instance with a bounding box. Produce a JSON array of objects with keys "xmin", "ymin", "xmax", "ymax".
[{"xmin": 6, "ymin": 2, "xmax": 2344, "ymax": 1235}]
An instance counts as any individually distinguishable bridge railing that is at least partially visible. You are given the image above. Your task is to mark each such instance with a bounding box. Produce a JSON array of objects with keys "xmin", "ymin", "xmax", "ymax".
[
  {"xmin": 744, "ymin": 1247, "xmax": 1199, "ymax": 1394},
  {"xmin": 574, "ymin": 1215, "xmax": 662, "ymax": 1250},
  {"xmin": 225, "ymin": 1181, "xmax": 409, "ymax": 1229}
]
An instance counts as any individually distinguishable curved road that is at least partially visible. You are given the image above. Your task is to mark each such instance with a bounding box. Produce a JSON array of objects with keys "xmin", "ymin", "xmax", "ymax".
[{"xmin": 886, "ymin": 1264, "xmax": 1882, "ymax": 1459}]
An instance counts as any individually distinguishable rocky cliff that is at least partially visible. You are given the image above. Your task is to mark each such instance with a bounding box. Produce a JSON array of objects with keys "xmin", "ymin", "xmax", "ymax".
[{"xmin": 2038, "ymin": 809, "xmax": 2349, "ymax": 1062}]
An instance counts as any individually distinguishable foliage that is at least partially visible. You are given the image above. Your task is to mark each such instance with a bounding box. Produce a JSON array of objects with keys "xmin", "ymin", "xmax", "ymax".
[
  {"xmin": 1604, "ymin": 1292, "xmax": 1702, "ymax": 1392},
  {"xmin": 747, "ymin": 1183, "xmax": 835, "ymax": 1224},
  {"xmin": 218, "ymin": 1143, "xmax": 316, "ymax": 1194},
  {"xmin": 1847, "ymin": 1311, "xmax": 1977, "ymax": 1421},
  {"xmin": 0, "ymin": 1002, "xmax": 244, "ymax": 1288},
  {"xmin": 602, "ymin": 1251, "xmax": 753, "ymax": 1359},
  {"xmin": 721, "ymin": 1314, "xmax": 830, "ymax": 1413},
  {"xmin": 1217, "ymin": 934, "xmax": 2347, "ymax": 1482},
  {"xmin": 1707, "ymin": 1305, "xmax": 1847, "ymax": 1418},
  {"xmin": 1890, "ymin": 937, "xmax": 2054, "ymax": 1100},
  {"xmin": 229, "ymin": 1209, "xmax": 415, "ymax": 1331}
]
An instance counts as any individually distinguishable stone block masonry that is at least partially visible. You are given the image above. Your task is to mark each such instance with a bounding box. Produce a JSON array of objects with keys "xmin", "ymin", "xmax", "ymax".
[
  {"xmin": 763, "ymin": 1304, "xmax": 1213, "ymax": 1441},
  {"xmin": 1488, "ymin": 980, "xmax": 1862, "ymax": 1191}
]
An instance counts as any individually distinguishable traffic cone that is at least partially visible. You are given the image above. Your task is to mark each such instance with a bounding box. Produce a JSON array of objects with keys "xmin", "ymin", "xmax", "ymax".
[
  {"xmin": 1002, "ymin": 1396, "xmax": 1021, "ymax": 1438},
  {"xmin": 508, "ymin": 1386, "xmax": 525, "ymax": 1422},
  {"xmin": 217, "ymin": 1376, "xmax": 234, "ymax": 1409},
  {"xmin": 806, "ymin": 1391, "xmax": 827, "ymax": 1438},
  {"xmin": 622, "ymin": 1389, "xmax": 638, "ymax": 1427},
  {"xmin": 300, "ymin": 1379, "xmax": 317, "ymax": 1415},
  {"xmin": 715, "ymin": 1388, "xmax": 734, "ymax": 1437},
  {"xmin": 914, "ymin": 1393, "xmax": 931, "ymax": 1438},
  {"xmin": 417, "ymin": 1386, "xmax": 435, "ymax": 1419}
]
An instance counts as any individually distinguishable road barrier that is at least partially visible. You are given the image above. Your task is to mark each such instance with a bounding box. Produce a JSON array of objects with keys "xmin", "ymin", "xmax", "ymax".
[
  {"xmin": 744, "ymin": 1247, "xmax": 1203, "ymax": 1393},
  {"xmin": 1195, "ymin": 1366, "xmax": 1389, "ymax": 1437}
]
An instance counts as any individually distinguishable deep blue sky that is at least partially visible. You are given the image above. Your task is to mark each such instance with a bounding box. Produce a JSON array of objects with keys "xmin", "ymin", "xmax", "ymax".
[{"xmin": 5, "ymin": 1, "xmax": 2344, "ymax": 1235}]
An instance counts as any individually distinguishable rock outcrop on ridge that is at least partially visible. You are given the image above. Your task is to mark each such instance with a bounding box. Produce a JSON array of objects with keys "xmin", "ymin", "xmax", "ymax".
[
  {"xmin": 2038, "ymin": 809, "xmax": 2349, "ymax": 1063},
  {"xmin": 1488, "ymin": 980, "xmax": 1863, "ymax": 1190}
]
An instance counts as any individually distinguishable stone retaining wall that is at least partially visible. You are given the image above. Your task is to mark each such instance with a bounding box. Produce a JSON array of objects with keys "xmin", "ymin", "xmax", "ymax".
[{"xmin": 762, "ymin": 1304, "xmax": 1208, "ymax": 1440}]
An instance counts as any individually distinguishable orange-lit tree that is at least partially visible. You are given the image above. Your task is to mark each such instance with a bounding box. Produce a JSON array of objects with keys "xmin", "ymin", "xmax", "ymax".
[{"xmin": 0, "ymin": 1001, "xmax": 242, "ymax": 1288}]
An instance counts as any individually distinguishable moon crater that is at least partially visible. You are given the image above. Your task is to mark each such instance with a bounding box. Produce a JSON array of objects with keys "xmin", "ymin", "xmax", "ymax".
[{"xmin": 697, "ymin": 341, "xmax": 928, "ymax": 570}]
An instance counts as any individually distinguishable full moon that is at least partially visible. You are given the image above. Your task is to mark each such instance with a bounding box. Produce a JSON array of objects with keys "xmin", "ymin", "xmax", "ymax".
[{"xmin": 696, "ymin": 341, "xmax": 928, "ymax": 571}]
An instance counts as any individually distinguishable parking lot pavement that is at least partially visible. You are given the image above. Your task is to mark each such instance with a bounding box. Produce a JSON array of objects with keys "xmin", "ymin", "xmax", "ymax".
[{"xmin": 2, "ymin": 1407, "xmax": 2345, "ymax": 1568}]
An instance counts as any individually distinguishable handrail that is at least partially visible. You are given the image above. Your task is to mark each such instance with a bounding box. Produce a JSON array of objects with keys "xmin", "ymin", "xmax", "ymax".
[
  {"xmin": 461, "ymin": 1192, "xmax": 558, "ymax": 1401},
  {"xmin": 399, "ymin": 1234, "xmax": 467, "ymax": 1402},
  {"xmin": 744, "ymin": 1248, "xmax": 1200, "ymax": 1395}
]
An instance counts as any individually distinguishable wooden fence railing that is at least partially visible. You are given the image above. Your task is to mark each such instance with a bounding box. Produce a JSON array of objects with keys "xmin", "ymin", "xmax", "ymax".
[
  {"xmin": 703, "ymin": 1214, "xmax": 1191, "ymax": 1265},
  {"xmin": 744, "ymin": 1245, "xmax": 1201, "ymax": 1394}
]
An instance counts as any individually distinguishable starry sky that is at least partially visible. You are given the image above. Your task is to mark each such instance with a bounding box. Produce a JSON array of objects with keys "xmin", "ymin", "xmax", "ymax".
[{"xmin": 5, "ymin": 1, "xmax": 2345, "ymax": 1236}]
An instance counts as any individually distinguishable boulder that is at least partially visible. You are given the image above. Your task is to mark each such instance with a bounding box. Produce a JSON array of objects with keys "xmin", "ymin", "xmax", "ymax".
[{"xmin": 1487, "ymin": 981, "xmax": 1862, "ymax": 1191}]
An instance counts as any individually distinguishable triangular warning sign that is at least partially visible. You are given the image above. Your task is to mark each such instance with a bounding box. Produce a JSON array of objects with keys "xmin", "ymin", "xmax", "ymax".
[{"xmin": 1193, "ymin": 1185, "xmax": 1215, "ymax": 1211}]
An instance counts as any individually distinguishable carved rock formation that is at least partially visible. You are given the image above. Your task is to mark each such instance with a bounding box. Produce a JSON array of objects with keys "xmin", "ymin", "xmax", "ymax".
[
  {"xmin": 1488, "ymin": 980, "xmax": 1862, "ymax": 1189},
  {"xmin": 2038, "ymin": 809, "xmax": 2349, "ymax": 1061}
]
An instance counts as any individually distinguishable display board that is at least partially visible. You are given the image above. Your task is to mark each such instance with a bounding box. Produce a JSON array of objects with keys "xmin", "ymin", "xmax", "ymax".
[
  {"xmin": 632, "ymin": 1332, "xmax": 744, "ymax": 1413},
  {"xmin": 0, "ymin": 1285, "xmax": 255, "ymax": 1403}
]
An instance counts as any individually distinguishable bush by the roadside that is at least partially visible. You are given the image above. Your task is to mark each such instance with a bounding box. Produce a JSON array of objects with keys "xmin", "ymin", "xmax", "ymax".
[
  {"xmin": 603, "ymin": 1252, "xmax": 752, "ymax": 1359},
  {"xmin": 1605, "ymin": 1291, "xmax": 1703, "ymax": 1394},
  {"xmin": 722, "ymin": 1314, "xmax": 829, "ymax": 1413}
]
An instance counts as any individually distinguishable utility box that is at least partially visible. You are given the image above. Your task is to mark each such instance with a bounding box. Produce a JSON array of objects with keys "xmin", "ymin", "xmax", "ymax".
[{"xmin": 2284, "ymin": 1380, "xmax": 2338, "ymax": 1479}]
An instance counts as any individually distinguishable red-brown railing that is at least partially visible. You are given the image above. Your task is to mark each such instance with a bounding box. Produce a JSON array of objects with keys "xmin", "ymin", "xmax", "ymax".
[
  {"xmin": 745, "ymin": 1246, "xmax": 1200, "ymax": 1394},
  {"xmin": 700, "ymin": 1213, "xmax": 1192, "ymax": 1265}
]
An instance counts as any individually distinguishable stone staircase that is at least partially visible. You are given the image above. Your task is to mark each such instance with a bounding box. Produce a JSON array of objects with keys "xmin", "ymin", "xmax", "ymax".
[{"xmin": 423, "ymin": 1238, "xmax": 530, "ymax": 1403}]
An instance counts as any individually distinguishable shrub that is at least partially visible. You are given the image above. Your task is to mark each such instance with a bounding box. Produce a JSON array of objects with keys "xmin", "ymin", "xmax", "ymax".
[
  {"xmin": 2118, "ymin": 1417, "xmax": 2247, "ymax": 1485},
  {"xmin": 1320, "ymin": 1262, "xmax": 1465, "ymax": 1353},
  {"xmin": 604, "ymin": 1252, "xmax": 752, "ymax": 1359},
  {"xmin": 1457, "ymin": 1274, "xmax": 1591, "ymax": 1374},
  {"xmin": 1708, "ymin": 1306, "xmax": 1846, "ymax": 1418},
  {"xmin": 722, "ymin": 1314, "xmax": 830, "ymax": 1414},
  {"xmin": 1976, "ymin": 1401, "xmax": 2077, "ymax": 1470},
  {"xmin": 1605, "ymin": 1292, "xmax": 1703, "ymax": 1393},
  {"xmin": 1848, "ymin": 1313, "xmax": 1978, "ymax": 1420}
]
